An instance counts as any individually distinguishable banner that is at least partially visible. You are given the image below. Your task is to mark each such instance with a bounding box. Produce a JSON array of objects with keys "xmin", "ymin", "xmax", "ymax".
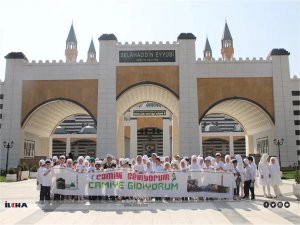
[{"xmin": 51, "ymin": 169, "xmax": 234, "ymax": 198}]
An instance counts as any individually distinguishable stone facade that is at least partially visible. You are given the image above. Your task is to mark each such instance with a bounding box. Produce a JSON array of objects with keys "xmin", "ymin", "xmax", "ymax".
[{"xmin": 0, "ymin": 24, "xmax": 299, "ymax": 168}]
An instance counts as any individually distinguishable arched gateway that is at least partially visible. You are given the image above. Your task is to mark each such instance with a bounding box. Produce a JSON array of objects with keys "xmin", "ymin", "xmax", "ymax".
[{"xmin": 0, "ymin": 22, "xmax": 299, "ymax": 169}]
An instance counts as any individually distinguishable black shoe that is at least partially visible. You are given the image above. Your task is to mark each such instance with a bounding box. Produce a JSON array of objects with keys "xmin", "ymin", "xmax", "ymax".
[
  {"xmin": 251, "ymin": 197, "xmax": 255, "ymax": 200},
  {"xmin": 242, "ymin": 196, "xmax": 249, "ymax": 199}
]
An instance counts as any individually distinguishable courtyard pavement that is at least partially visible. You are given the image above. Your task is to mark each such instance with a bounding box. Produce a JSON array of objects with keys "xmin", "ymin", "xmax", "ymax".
[{"xmin": 0, "ymin": 179, "xmax": 299, "ymax": 225}]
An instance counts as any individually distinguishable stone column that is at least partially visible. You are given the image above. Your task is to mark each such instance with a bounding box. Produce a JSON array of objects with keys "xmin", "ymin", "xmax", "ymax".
[
  {"xmin": 97, "ymin": 35, "xmax": 118, "ymax": 158},
  {"xmin": 245, "ymin": 135, "xmax": 254, "ymax": 156},
  {"xmin": 229, "ymin": 135, "xmax": 234, "ymax": 157},
  {"xmin": 116, "ymin": 117, "xmax": 125, "ymax": 158},
  {"xmin": 177, "ymin": 35, "xmax": 200, "ymax": 157},
  {"xmin": 199, "ymin": 123, "xmax": 203, "ymax": 156},
  {"xmin": 130, "ymin": 118, "xmax": 137, "ymax": 158},
  {"xmin": 163, "ymin": 117, "xmax": 171, "ymax": 156},
  {"xmin": 48, "ymin": 137, "xmax": 53, "ymax": 158},
  {"xmin": 66, "ymin": 135, "xmax": 71, "ymax": 156}
]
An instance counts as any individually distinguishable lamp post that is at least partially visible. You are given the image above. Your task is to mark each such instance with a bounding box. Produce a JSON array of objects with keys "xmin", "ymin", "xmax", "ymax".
[
  {"xmin": 3, "ymin": 141, "xmax": 14, "ymax": 175},
  {"xmin": 273, "ymin": 138, "xmax": 284, "ymax": 168}
]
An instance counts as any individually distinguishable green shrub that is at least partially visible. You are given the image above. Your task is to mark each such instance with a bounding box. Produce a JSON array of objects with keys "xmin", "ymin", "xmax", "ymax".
[
  {"xmin": 8, "ymin": 168, "xmax": 17, "ymax": 174},
  {"xmin": 22, "ymin": 163, "xmax": 29, "ymax": 171},
  {"xmin": 0, "ymin": 169, "xmax": 6, "ymax": 176},
  {"xmin": 17, "ymin": 164, "xmax": 23, "ymax": 171},
  {"xmin": 30, "ymin": 165, "xmax": 37, "ymax": 172}
]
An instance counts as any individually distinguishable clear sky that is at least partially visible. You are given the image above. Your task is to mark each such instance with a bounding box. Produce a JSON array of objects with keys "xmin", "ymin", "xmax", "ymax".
[{"xmin": 0, "ymin": 0, "xmax": 299, "ymax": 81}]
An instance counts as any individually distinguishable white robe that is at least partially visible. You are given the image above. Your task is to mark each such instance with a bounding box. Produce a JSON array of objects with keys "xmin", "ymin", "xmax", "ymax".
[
  {"xmin": 269, "ymin": 164, "xmax": 282, "ymax": 186},
  {"xmin": 258, "ymin": 162, "xmax": 271, "ymax": 185}
]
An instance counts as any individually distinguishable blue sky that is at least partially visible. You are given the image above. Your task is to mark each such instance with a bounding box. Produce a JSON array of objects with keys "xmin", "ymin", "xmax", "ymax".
[{"xmin": 0, "ymin": 0, "xmax": 299, "ymax": 80}]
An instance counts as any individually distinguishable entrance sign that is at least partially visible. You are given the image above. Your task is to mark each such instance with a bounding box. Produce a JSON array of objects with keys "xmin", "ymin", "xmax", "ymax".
[
  {"xmin": 119, "ymin": 50, "xmax": 175, "ymax": 63},
  {"xmin": 133, "ymin": 110, "xmax": 166, "ymax": 117},
  {"xmin": 51, "ymin": 168, "xmax": 234, "ymax": 198}
]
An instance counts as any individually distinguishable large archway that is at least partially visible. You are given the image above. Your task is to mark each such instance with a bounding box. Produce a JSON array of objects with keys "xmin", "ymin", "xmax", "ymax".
[
  {"xmin": 116, "ymin": 84, "xmax": 179, "ymax": 158},
  {"xmin": 199, "ymin": 97, "xmax": 275, "ymax": 156},
  {"xmin": 21, "ymin": 98, "xmax": 97, "ymax": 159}
]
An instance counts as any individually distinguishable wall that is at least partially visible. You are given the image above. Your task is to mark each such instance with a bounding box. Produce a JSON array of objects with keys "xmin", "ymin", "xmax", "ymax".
[
  {"xmin": 22, "ymin": 80, "xmax": 98, "ymax": 122},
  {"xmin": 197, "ymin": 77, "xmax": 274, "ymax": 120}
]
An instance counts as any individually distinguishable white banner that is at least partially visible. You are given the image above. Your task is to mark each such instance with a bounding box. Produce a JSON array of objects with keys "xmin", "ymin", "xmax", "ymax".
[{"xmin": 51, "ymin": 168, "xmax": 234, "ymax": 198}]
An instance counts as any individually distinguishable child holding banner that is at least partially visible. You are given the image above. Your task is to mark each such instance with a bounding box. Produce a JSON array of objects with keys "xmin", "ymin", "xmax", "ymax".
[{"xmin": 189, "ymin": 155, "xmax": 201, "ymax": 171}]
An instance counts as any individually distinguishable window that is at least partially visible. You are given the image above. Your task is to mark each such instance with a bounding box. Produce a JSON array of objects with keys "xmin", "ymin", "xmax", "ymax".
[
  {"xmin": 295, "ymin": 120, "xmax": 300, "ymax": 125},
  {"xmin": 294, "ymin": 110, "xmax": 300, "ymax": 116},
  {"xmin": 292, "ymin": 91, "xmax": 300, "ymax": 96},
  {"xmin": 24, "ymin": 140, "xmax": 35, "ymax": 158},
  {"xmin": 296, "ymin": 130, "xmax": 300, "ymax": 135},
  {"xmin": 297, "ymin": 140, "xmax": 300, "ymax": 145},
  {"xmin": 0, "ymin": 104, "xmax": 2, "ymax": 109},
  {"xmin": 0, "ymin": 114, "xmax": 2, "ymax": 119},
  {"xmin": 257, "ymin": 137, "xmax": 269, "ymax": 154},
  {"xmin": 293, "ymin": 100, "xmax": 300, "ymax": 106},
  {"xmin": 0, "ymin": 94, "xmax": 3, "ymax": 99}
]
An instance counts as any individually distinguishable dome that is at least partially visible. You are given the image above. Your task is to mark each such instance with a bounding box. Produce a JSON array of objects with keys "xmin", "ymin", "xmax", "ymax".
[
  {"xmin": 79, "ymin": 125, "xmax": 96, "ymax": 134},
  {"xmin": 54, "ymin": 126, "xmax": 67, "ymax": 134},
  {"xmin": 204, "ymin": 124, "xmax": 221, "ymax": 132}
]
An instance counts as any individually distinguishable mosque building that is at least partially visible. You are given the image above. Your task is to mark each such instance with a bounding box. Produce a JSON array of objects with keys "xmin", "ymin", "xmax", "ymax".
[{"xmin": 0, "ymin": 21, "xmax": 299, "ymax": 168}]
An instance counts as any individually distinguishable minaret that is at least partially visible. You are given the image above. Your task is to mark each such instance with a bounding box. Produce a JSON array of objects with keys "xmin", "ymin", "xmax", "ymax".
[
  {"xmin": 203, "ymin": 37, "xmax": 212, "ymax": 60},
  {"xmin": 65, "ymin": 23, "xmax": 78, "ymax": 63},
  {"xmin": 86, "ymin": 39, "xmax": 96, "ymax": 63},
  {"xmin": 221, "ymin": 21, "xmax": 234, "ymax": 61}
]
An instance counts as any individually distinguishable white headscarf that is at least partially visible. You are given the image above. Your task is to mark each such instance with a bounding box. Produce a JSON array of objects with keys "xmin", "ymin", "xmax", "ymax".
[
  {"xmin": 189, "ymin": 155, "xmax": 200, "ymax": 170},
  {"xmin": 198, "ymin": 157, "xmax": 204, "ymax": 168},
  {"xmin": 235, "ymin": 154, "xmax": 244, "ymax": 176},
  {"xmin": 171, "ymin": 160, "xmax": 180, "ymax": 170},
  {"xmin": 119, "ymin": 158, "xmax": 124, "ymax": 167},
  {"xmin": 260, "ymin": 153, "xmax": 269, "ymax": 164},
  {"xmin": 52, "ymin": 156, "xmax": 58, "ymax": 162},
  {"xmin": 225, "ymin": 155, "xmax": 231, "ymax": 164},
  {"xmin": 180, "ymin": 159, "xmax": 188, "ymax": 170},
  {"xmin": 269, "ymin": 157, "xmax": 280, "ymax": 170},
  {"xmin": 77, "ymin": 156, "xmax": 84, "ymax": 163},
  {"xmin": 243, "ymin": 158, "xmax": 249, "ymax": 165}
]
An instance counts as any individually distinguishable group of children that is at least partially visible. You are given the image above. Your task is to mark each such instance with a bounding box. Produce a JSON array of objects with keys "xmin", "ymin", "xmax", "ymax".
[{"xmin": 37, "ymin": 152, "xmax": 283, "ymax": 202}]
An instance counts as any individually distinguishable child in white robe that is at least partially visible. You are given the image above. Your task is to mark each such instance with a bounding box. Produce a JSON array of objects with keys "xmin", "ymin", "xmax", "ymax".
[
  {"xmin": 235, "ymin": 154, "xmax": 245, "ymax": 198},
  {"xmin": 258, "ymin": 154, "xmax": 272, "ymax": 198},
  {"xmin": 224, "ymin": 155, "xmax": 234, "ymax": 172},
  {"xmin": 134, "ymin": 155, "xmax": 145, "ymax": 174},
  {"xmin": 269, "ymin": 157, "xmax": 282, "ymax": 198},
  {"xmin": 189, "ymin": 155, "xmax": 201, "ymax": 171}
]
